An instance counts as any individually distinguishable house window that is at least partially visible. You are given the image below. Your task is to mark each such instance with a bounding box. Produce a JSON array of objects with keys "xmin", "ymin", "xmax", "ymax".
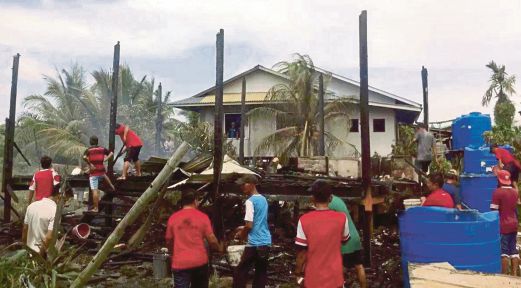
[
  {"xmin": 350, "ymin": 119, "xmax": 359, "ymax": 132},
  {"xmin": 373, "ymin": 119, "xmax": 385, "ymax": 132},
  {"xmin": 225, "ymin": 114, "xmax": 241, "ymax": 139}
]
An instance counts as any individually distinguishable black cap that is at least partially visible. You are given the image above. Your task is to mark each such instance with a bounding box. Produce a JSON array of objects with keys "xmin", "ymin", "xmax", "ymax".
[{"xmin": 235, "ymin": 174, "xmax": 259, "ymax": 185}]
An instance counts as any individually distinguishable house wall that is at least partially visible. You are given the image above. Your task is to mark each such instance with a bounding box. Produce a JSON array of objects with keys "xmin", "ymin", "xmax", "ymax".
[
  {"xmin": 199, "ymin": 105, "xmax": 396, "ymax": 158},
  {"xmin": 326, "ymin": 105, "xmax": 396, "ymax": 157}
]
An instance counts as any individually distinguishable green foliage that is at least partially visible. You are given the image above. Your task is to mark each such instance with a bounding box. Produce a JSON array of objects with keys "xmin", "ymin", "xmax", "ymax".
[
  {"xmin": 391, "ymin": 125, "xmax": 417, "ymax": 157},
  {"xmin": 248, "ymin": 54, "xmax": 352, "ymax": 162},
  {"xmin": 429, "ymin": 156, "xmax": 452, "ymax": 175},
  {"xmin": 0, "ymin": 243, "xmax": 82, "ymax": 288},
  {"xmin": 494, "ymin": 99, "xmax": 515, "ymax": 128},
  {"xmin": 16, "ymin": 64, "xmax": 179, "ymax": 166}
]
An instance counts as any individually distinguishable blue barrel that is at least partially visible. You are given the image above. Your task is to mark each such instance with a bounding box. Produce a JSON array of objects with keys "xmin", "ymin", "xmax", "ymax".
[
  {"xmin": 452, "ymin": 112, "xmax": 492, "ymax": 150},
  {"xmin": 463, "ymin": 147, "xmax": 497, "ymax": 174},
  {"xmin": 460, "ymin": 173, "xmax": 497, "ymax": 212},
  {"xmin": 399, "ymin": 207, "xmax": 500, "ymax": 287}
]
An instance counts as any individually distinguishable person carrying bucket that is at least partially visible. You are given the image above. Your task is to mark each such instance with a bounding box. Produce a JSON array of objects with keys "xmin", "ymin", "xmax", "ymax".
[
  {"xmin": 490, "ymin": 144, "xmax": 521, "ymax": 191},
  {"xmin": 165, "ymin": 189, "xmax": 223, "ymax": 288},
  {"xmin": 490, "ymin": 169, "xmax": 519, "ymax": 276}
]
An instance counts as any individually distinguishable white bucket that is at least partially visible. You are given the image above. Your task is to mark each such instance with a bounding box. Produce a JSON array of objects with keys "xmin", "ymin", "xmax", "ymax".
[
  {"xmin": 403, "ymin": 199, "xmax": 422, "ymax": 210},
  {"xmin": 227, "ymin": 245, "xmax": 246, "ymax": 267}
]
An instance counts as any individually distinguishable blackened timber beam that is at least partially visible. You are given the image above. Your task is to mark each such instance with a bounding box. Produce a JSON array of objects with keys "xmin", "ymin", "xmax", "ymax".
[
  {"xmin": 2, "ymin": 53, "xmax": 20, "ymax": 223},
  {"xmin": 239, "ymin": 77, "xmax": 246, "ymax": 165},
  {"xmin": 359, "ymin": 10, "xmax": 373, "ymax": 266},
  {"xmin": 213, "ymin": 29, "xmax": 225, "ymax": 239},
  {"xmin": 107, "ymin": 42, "xmax": 120, "ymax": 227},
  {"xmin": 155, "ymin": 82, "xmax": 163, "ymax": 155},
  {"xmin": 108, "ymin": 41, "xmax": 120, "ymax": 174},
  {"xmin": 421, "ymin": 66, "xmax": 429, "ymax": 129},
  {"xmin": 318, "ymin": 73, "xmax": 325, "ymax": 156}
]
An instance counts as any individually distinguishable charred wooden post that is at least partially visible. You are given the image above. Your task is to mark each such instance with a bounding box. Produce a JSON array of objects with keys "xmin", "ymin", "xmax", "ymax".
[
  {"xmin": 359, "ymin": 10, "xmax": 373, "ymax": 266},
  {"xmin": 108, "ymin": 41, "xmax": 120, "ymax": 174},
  {"xmin": 421, "ymin": 66, "xmax": 429, "ymax": 129},
  {"xmin": 155, "ymin": 82, "xmax": 163, "ymax": 155},
  {"xmin": 318, "ymin": 73, "xmax": 325, "ymax": 156},
  {"xmin": 239, "ymin": 77, "xmax": 246, "ymax": 165},
  {"xmin": 213, "ymin": 29, "xmax": 225, "ymax": 239},
  {"xmin": 107, "ymin": 42, "xmax": 120, "ymax": 227},
  {"xmin": 2, "ymin": 53, "xmax": 20, "ymax": 223}
]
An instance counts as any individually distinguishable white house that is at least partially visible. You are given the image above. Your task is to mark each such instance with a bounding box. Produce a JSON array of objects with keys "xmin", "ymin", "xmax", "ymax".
[{"xmin": 172, "ymin": 65, "xmax": 422, "ymax": 158}]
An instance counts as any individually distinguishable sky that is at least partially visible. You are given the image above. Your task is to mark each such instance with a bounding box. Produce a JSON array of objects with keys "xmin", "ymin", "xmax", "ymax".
[{"xmin": 0, "ymin": 0, "xmax": 520, "ymax": 124}]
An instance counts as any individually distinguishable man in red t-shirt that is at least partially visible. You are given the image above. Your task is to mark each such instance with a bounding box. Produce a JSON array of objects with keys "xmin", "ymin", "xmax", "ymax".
[
  {"xmin": 165, "ymin": 189, "xmax": 223, "ymax": 288},
  {"xmin": 83, "ymin": 136, "xmax": 115, "ymax": 212},
  {"xmin": 491, "ymin": 144, "xmax": 521, "ymax": 190},
  {"xmin": 28, "ymin": 156, "xmax": 61, "ymax": 203},
  {"xmin": 490, "ymin": 169, "xmax": 519, "ymax": 276},
  {"xmin": 295, "ymin": 180, "xmax": 350, "ymax": 288},
  {"xmin": 421, "ymin": 173, "xmax": 455, "ymax": 208},
  {"xmin": 115, "ymin": 123, "xmax": 143, "ymax": 179}
]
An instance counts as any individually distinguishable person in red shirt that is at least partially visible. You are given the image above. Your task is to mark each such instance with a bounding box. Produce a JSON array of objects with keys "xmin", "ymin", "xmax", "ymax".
[
  {"xmin": 115, "ymin": 123, "xmax": 143, "ymax": 180},
  {"xmin": 490, "ymin": 169, "xmax": 519, "ymax": 276},
  {"xmin": 295, "ymin": 180, "xmax": 350, "ymax": 288},
  {"xmin": 421, "ymin": 173, "xmax": 455, "ymax": 208},
  {"xmin": 165, "ymin": 189, "xmax": 223, "ymax": 288},
  {"xmin": 83, "ymin": 136, "xmax": 115, "ymax": 212},
  {"xmin": 28, "ymin": 156, "xmax": 61, "ymax": 203},
  {"xmin": 491, "ymin": 144, "xmax": 521, "ymax": 191}
]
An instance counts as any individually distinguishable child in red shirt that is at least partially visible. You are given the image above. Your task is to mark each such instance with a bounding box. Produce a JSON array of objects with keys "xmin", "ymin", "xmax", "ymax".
[
  {"xmin": 83, "ymin": 136, "xmax": 114, "ymax": 212},
  {"xmin": 421, "ymin": 173, "xmax": 455, "ymax": 208},
  {"xmin": 28, "ymin": 156, "xmax": 60, "ymax": 203}
]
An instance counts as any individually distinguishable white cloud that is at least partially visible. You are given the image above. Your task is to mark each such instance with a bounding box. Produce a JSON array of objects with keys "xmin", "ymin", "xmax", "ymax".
[{"xmin": 0, "ymin": 0, "xmax": 520, "ymax": 122}]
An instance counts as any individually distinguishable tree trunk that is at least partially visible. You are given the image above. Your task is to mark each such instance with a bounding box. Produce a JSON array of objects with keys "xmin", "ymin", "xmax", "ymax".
[{"xmin": 70, "ymin": 142, "xmax": 190, "ymax": 288}]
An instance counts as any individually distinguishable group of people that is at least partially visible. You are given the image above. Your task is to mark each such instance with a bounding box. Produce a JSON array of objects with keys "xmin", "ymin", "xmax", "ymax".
[
  {"xmin": 415, "ymin": 125, "xmax": 520, "ymax": 276},
  {"xmin": 23, "ymin": 123, "xmax": 143, "ymax": 253},
  {"xmin": 165, "ymin": 175, "xmax": 366, "ymax": 288}
]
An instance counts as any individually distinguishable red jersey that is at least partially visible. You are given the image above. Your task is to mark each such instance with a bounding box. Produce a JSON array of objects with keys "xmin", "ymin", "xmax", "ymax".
[
  {"xmin": 115, "ymin": 124, "xmax": 143, "ymax": 148},
  {"xmin": 29, "ymin": 169, "xmax": 60, "ymax": 201},
  {"xmin": 491, "ymin": 187, "xmax": 519, "ymax": 234},
  {"xmin": 84, "ymin": 146, "xmax": 110, "ymax": 176},
  {"xmin": 494, "ymin": 148, "xmax": 521, "ymax": 168},
  {"xmin": 422, "ymin": 189, "xmax": 455, "ymax": 208},
  {"xmin": 295, "ymin": 209, "xmax": 350, "ymax": 288},
  {"xmin": 165, "ymin": 208, "xmax": 214, "ymax": 270}
]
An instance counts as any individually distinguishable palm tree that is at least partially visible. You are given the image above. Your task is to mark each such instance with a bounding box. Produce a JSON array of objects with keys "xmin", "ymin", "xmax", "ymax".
[
  {"xmin": 248, "ymin": 54, "xmax": 352, "ymax": 162},
  {"xmin": 482, "ymin": 61, "xmax": 517, "ymax": 127}
]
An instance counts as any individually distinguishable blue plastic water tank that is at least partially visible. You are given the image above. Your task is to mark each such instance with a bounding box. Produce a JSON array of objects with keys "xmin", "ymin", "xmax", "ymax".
[
  {"xmin": 463, "ymin": 147, "xmax": 497, "ymax": 174},
  {"xmin": 399, "ymin": 207, "xmax": 500, "ymax": 287},
  {"xmin": 460, "ymin": 173, "xmax": 497, "ymax": 212},
  {"xmin": 452, "ymin": 112, "xmax": 492, "ymax": 150}
]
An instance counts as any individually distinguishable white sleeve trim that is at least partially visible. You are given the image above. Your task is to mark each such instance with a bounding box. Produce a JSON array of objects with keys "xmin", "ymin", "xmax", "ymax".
[
  {"xmin": 29, "ymin": 174, "xmax": 36, "ymax": 191},
  {"xmin": 490, "ymin": 203, "xmax": 499, "ymax": 210},
  {"xmin": 295, "ymin": 219, "xmax": 307, "ymax": 246},
  {"xmin": 244, "ymin": 200, "xmax": 254, "ymax": 222},
  {"xmin": 52, "ymin": 169, "xmax": 60, "ymax": 185},
  {"xmin": 342, "ymin": 214, "xmax": 350, "ymax": 241}
]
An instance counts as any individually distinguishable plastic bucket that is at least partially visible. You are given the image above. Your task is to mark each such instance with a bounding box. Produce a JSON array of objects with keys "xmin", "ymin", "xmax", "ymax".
[
  {"xmin": 403, "ymin": 199, "xmax": 422, "ymax": 210},
  {"xmin": 72, "ymin": 223, "xmax": 90, "ymax": 240},
  {"xmin": 227, "ymin": 245, "xmax": 246, "ymax": 267},
  {"xmin": 153, "ymin": 253, "xmax": 170, "ymax": 279}
]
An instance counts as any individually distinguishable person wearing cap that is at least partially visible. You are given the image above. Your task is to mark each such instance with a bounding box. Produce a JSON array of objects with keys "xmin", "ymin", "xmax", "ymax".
[
  {"xmin": 413, "ymin": 123, "xmax": 435, "ymax": 174},
  {"xmin": 294, "ymin": 180, "xmax": 350, "ymax": 288},
  {"xmin": 490, "ymin": 144, "xmax": 521, "ymax": 191},
  {"xmin": 233, "ymin": 174, "xmax": 271, "ymax": 288},
  {"xmin": 490, "ymin": 170, "xmax": 519, "ymax": 275},
  {"xmin": 421, "ymin": 173, "xmax": 455, "ymax": 208},
  {"xmin": 328, "ymin": 195, "xmax": 366, "ymax": 288},
  {"xmin": 442, "ymin": 169, "xmax": 462, "ymax": 210},
  {"xmin": 165, "ymin": 189, "xmax": 223, "ymax": 288}
]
